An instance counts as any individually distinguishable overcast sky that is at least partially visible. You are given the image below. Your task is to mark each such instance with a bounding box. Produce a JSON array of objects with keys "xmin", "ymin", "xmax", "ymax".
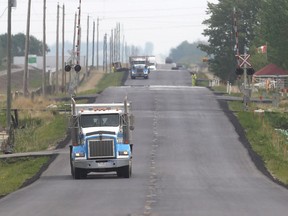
[{"xmin": 0, "ymin": 0, "xmax": 218, "ymax": 56}]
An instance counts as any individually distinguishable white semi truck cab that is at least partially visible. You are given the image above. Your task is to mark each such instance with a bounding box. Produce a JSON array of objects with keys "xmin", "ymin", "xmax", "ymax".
[
  {"xmin": 69, "ymin": 97, "xmax": 134, "ymax": 179},
  {"xmin": 129, "ymin": 56, "xmax": 149, "ymax": 79}
]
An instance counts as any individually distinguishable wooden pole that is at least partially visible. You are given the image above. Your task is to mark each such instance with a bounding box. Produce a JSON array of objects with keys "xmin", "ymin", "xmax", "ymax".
[
  {"xmin": 62, "ymin": 4, "xmax": 65, "ymax": 92},
  {"xmin": 23, "ymin": 0, "xmax": 31, "ymax": 96},
  {"xmin": 92, "ymin": 20, "xmax": 95, "ymax": 68},
  {"xmin": 86, "ymin": 15, "xmax": 89, "ymax": 77},
  {"xmin": 56, "ymin": 3, "xmax": 59, "ymax": 93},
  {"xmin": 97, "ymin": 17, "xmax": 99, "ymax": 70},
  {"xmin": 42, "ymin": 0, "xmax": 46, "ymax": 96},
  {"xmin": 6, "ymin": 0, "xmax": 12, "ymax": 129}
]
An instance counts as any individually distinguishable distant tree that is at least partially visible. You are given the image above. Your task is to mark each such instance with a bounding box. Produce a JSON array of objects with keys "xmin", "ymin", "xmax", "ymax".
[
  {"xmin": 12, "ymin": 33, "xmax": 26, "ymax": 56},
  {"xmin": 199, "ymin": 0, "xmax": 261, "ymax": 81},
  {"xmin": 165, "ymin": 57, "xmax": 173, "ymax": 64},
  {"xmin": 256, "ymin": 0, "xmax": 288, "ymax": 69},
  {"xmin": 169, "ymin": 40, "xmax": 207, "ymax": 66},
  {"xmin": 0, "ymin": 33, "xmax": 50, "ymax": 60}
]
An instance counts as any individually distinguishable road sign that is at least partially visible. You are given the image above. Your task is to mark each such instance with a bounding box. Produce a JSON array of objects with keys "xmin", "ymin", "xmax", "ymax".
[{"xmin": 236, "ymin": 54, "xmax": 252, "ymax": 68}]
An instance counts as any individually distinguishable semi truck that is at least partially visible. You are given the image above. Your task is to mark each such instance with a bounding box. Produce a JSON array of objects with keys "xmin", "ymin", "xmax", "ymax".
[
  {"xmin": 69, "ymin": 97, "xmax": 134, "ymax": 179},
  {"xmin": 147, "ymin": 56, "xmax": 157, "ymax": 71},
  {"xmin": 129, "ymin": 56, "xmax": 149, "ymax": 79}
]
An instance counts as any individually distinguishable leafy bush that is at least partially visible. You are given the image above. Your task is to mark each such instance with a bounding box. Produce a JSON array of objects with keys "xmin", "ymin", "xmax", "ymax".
[{"xmin": 264, "ymin": 112, "xmax": 288, "ymax": 130}]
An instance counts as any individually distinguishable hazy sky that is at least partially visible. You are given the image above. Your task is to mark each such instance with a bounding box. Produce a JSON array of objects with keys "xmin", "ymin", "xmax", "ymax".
[{"xmin": 0, "ymin": 0, "xmax": 218, "ymax": 56}]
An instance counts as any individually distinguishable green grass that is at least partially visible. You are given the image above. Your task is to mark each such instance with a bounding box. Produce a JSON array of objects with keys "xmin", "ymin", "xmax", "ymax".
[
  {"xmin": 0, "ymin": 112, "xmax": 5, "ymax": 127},
  {"xmin": 212, "ymin": 85, "xmax": 227, "ymax": 92},
  {"xmin": 78, "ymin": 71, "xmax": 125, "ymax": 95},
  {"xmin": 0, "ymin": 157, "xmax": 50, "ymax": 197},
  {"xmin": 229, "ymin": 101, "xmax": 288, "ymax": 184},
  {"xmin": 14, "ymin": 113, "xmax": 68, "ymax": 152}
]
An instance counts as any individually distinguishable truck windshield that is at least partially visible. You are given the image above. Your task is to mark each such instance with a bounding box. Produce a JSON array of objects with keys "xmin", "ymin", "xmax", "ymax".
[
  {"xmin": 80, "ymin": 114, "xmax": 120, "ymax": 128},
  {"xmin": 133, "ymin": 61, "xmax": 146, "ymax": 64}
]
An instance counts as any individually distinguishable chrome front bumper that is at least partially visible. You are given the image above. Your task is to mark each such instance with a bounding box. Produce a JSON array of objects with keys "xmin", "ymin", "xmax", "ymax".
[{"xmin": 73, "ymin": 158, "xmax": 130, "ymax": 169}]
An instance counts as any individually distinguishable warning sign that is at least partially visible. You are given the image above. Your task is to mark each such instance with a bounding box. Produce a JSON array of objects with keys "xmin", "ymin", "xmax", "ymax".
[{"xmin": 236, "ymin": 54, "xmax": 252, "ymax": 68}]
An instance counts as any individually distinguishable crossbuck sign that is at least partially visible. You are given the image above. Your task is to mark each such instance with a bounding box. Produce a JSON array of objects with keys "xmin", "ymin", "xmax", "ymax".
[{"xmin": 236, "ymin": 54, "xmax": 252, "ymax": 68}]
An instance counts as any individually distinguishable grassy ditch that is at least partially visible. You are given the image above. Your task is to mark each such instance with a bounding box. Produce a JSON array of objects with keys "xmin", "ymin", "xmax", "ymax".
[
  {"xmin": 3, "ymin": 97, "xmax": 70, "ymax": 153},
  {"xmin": 0, "ymin": 71, "xmax": 126, "ymax": 197},
  {"xmin": 14, "ymin": 113, "xmax": 68, "ymax": 152},
  {"xmin": 0, "ymin": 157, "xmax": 50, "ymax": 197},
  {"xmin": 228, "ymin": 101, "xmax": 288, "ymax": 185},
  {"xmin": 78, "ymin": 71, "xmax": 126, "ymax": 95}
]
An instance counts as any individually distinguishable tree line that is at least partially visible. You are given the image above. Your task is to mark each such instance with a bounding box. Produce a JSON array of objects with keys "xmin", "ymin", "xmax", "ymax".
[
  {"xmin": 168, "ymin": 40, "xmax": 207, "ymax": 66},
  {"xmin": 0, "ymin": 33, "xmax": 49, "ymax": 67},
  {"xmin": 195, "ymin": 0, "xmax": 286, "ymax": 82}
]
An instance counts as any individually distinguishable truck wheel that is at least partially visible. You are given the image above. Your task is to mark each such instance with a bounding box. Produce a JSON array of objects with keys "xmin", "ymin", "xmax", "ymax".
[
  {"xmin": 71, "ymin": 166, "xmax": 75, "ymax": 178},
  {"xmin": 74, "ymin": 167, "xmax": 87, "ymax": 179},
  {"xmin": 73, "ymin": 167, "xmax": 81, "ymax": 179},
  {"xmin": 70, "ymin": 152, "xmax": 86, "ymax": 179},
  {"xmin": 122, "ymin": 160, "xmax": 132, "ymax": 178},
  {"xmin": 116, "ymin": 169, "xmax": 123, "ymax": 177},
  {"xmin": 69, "ymin": 146, "xmax": 74, "ymax": 177},
  {"xmin": 70, "ymin": 152, "xmax": 77, "ymax": 178},
  {"xmin": 80, "ymin": 170, "xmax": 87, "ymax": 179}
]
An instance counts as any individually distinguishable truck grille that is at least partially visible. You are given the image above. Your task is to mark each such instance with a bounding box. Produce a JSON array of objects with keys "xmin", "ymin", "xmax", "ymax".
[
  {"xmin": 136, "ymin": 68, "xmax": 143, "ymax": 72},
  {"xmin": 88, "ymin": 139, "xmax": 115, "ymax": 159}
]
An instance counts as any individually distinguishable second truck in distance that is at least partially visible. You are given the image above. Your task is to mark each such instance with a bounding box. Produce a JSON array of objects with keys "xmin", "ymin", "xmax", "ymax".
[{"xmin": 129, "ymin": 56, "xmax": 150, "ymax": 79}]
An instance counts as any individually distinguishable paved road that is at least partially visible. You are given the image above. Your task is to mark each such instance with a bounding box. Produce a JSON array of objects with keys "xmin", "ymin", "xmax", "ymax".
[{"xmin": 0, "ymin": 69, "xmax": 288, "ymax": 216}]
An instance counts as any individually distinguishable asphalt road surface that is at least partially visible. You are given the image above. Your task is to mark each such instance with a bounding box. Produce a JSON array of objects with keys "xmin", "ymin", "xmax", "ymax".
[{"xmin": 1, "ymin": 69, "xmax": 288, "ymax": 216}]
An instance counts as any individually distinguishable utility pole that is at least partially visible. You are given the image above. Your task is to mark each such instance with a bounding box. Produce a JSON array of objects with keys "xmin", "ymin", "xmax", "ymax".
[
  {"xmin": 97, "ymin": 17, "xmax": 99, "ymax": 70},
  {"xmin": 23, "ymin": 0, "xmax": 31, "ymax": 97},
  {"xmin": 6, "ymin": 0, "xmax": 12, "ymax": 130},
  {"xmin": 92, "ymin": 20, "xmax": 95, "ymax": 68},
  {"xmin": 71, "ymin": 12, "xmax": 77, "ymax": 83},
  {"xmin": 103, "ymin": 33, "xmax": 107, "ymax": 72},
  {"xmin": 86, "ymin": 15, "xmax": 89, "ymax": 77},
  {"xmin": 122, "ymin": 35, "xmax": 125, "ymax": 63},
  {"xmin": 56, "ymin": 3, "xmax": 59, "ymax": 94},
  {"xmin": 117, "ymin": 23, "xmax": 121, "ymax": 62},
  {"xmin": 244, "ymin": 45, "xmax": 247, "ymax": 88},
  {"xmin": 111, "ymin": 29, "xmax": 114, "ymax": 68},
  {"xmin": 76, "ymin": 0, "xmax": 82, "ymax": 65},
  {"xmin": 61, "ymin": 4, "xmax": 65, "ymax": 92},
  {"xmin": 114, "ymin": 28, "xmax": 116, "ymax": 62},
  {"xmin": 42, "ymin": 0, "xmax": 46, "ymax": 96}
]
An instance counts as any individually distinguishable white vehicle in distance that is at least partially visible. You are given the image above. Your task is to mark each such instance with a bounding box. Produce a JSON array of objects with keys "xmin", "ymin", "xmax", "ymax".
[{"xmin": 148, "ymin": 63, "xmax": 157, "ymax": 71}]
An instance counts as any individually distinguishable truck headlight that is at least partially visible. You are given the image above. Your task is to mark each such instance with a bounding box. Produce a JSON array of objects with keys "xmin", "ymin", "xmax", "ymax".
[
  {"xmin": 75, "ymin": 152, "xmax": 85, "ymax": 157},
  {"xmin": 118, "ymin": 151, "xmax": 129, "ymax": 156}
]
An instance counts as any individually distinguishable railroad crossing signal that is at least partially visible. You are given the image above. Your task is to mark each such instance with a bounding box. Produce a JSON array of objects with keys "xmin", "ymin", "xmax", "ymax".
[
  {"xmin": 236, "ymin": 54, "xmax": 252, "ymax": 68},
  {"xmin": 235, "ymin": 53, "xmax": 255, "ymax": 76}
]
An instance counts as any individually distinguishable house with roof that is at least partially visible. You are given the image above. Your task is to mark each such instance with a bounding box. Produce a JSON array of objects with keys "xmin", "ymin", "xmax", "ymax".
[{"xmin": 253, "ymin": 63, "xmax": 288, "ymax": 90}]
